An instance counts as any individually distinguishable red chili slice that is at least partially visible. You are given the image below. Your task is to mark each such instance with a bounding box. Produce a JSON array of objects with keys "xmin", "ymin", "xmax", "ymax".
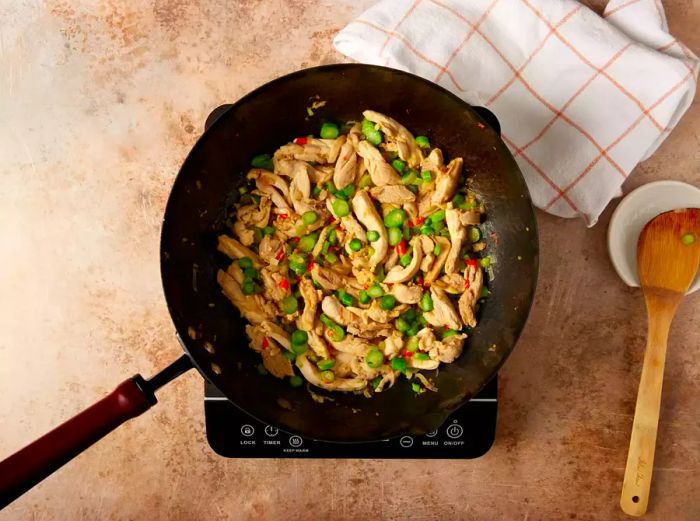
[
  {"xmin": 293, "ymin": 137, "xmax": 308, "ymax": 145},
  {"xmin": 396, "ymin": 240, "xmax": 407, "ymax": 256},
  {"xmin": 416, "ymin": 275, "xmax": 424, "ymax": 286},
  {"xmin": 261, "ymin": 337, "xmax": 269, "ymax": 349},
  {"xmin": 464, "ymin": 278, "xmax": 471, "ymax": 289},
  {"xmin": 278, "ymin": 213, "xmax": 288, "ymax": 220},
  {"xmin": 279, "ymin": 279, "xmax": 290, "ymax": 291},
  {"xmin": 275, "ymin": 249, "xmax": 285, "ymax": 261},
  {"xmin": 404, "ymin": 351, "xmax": 414, "ymax": 358},
  {"xmin": 307, "ymin": 259, "xmax": 315, "ymax": 271},
  {"xmin": 414, "ymin": 217, "xmax": 425, "ymax": 225},
  {"xmin": 467, "ymin": 259, "xmax": 478, "ymax": 268}
]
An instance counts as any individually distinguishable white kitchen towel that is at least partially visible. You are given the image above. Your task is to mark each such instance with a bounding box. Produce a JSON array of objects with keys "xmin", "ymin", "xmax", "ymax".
[{"xmin": 334, "ymin": 0, "xmax": 699, "ymax": 225}]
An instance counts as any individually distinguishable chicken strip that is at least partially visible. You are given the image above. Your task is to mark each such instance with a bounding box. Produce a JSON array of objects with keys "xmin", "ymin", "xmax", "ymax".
[
  {"xmin": 390, "ymin": 283, "xmax": 422, "ymax": 304},
  {"xmin": 296, "ymin": 355, "xmax": 367, "ymax": 391},
  {"xmin": 356, "ymin": 141, "xmax": 401, "ymax": 186},
  {"xmin": 298, "ymin": 277, "xmax": 320, "ymax": 331},
  {"xmin": 217, "ymin": 235, "xmax": 263, "ymax": 267},
  {"xmin": 458, "ymin": 262, "xmax": 483, "ymax": 328},
  {"xmin": 352, "ymin": 190, "xmax": 388, "ymax": 269},
  {"xmin": 261, "ymin": 343, "xmax": 294, "ymax": 378},
  {"xmin": 289, "ymin": 161, "xmax": 314, "ymax": 214},
  {"xmin": 444, "ymin": 206, "xmax": 466, "ymax": 274},
  {"xmin": 333, "ymin": 137, "xmax": 357, "ymax": 189},
  {"xmin": 423, "ymin": 287, "xmax": 462, "ymax": 330},
  {"xmin": 432, "ymin": 157, "xmax": 463, "ymax": 205},
  {"xmin": 369, "ymin": 185, "xmax": 416, "ymax": 204},
  {"xmin": 363, "ymin": 110, "xmax": 423, "ymax": 167},
  {"xmin": 383, "ymin": 238, "xmax": 423, "ymax": 284},
  {"xmin": 217, "ymin": 270, "xmax": 275, "ymax": 324}
]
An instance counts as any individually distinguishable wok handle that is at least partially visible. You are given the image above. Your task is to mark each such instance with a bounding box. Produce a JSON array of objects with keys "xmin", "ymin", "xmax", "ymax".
[
  {"xmin": 0, "ymin": 354, "xmax": 193, "ymax": 509},
  {"xmin": 0, "ymin": 376, "xmax": 155, "ymax": 509}
]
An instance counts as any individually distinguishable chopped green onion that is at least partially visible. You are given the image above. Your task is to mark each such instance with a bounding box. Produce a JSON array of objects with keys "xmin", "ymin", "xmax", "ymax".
[
  {"xmin": 384, "ymin": 208, "xmax": 406, "ymax": 228},
  {"xmin": 433, "ymin": 243, "xmax": 442, "ymax": 256},
  {"xmin": 411, "ymin": 382, "xmax": 423, "ymax": 393},
  {"xmin": 420, "ymin": 223, "xmax": 434, "ymax": 236},
  {"xmin": 469, "ymin": 226, "xmax": 482, "ymax": 243},
  {"xmin": 371, "ymin": 376, "xmax": 383, "ymax": 390},
  {"xmin": 283, "ymin": 350, "xmax": 297, "ymax": 361},
  {"xmin": 321, "ymin": 240, "xmax": 330, "ymax": 255},
  {"xmin": 241, "ymin": 280, "xmax": 255, "ymax": 295},
  {"xmin": 395, "ymin": 317, "xmax": 410, "ymax": 333},
  {"xmin": 402, "ymin": 225, "xmax": 410, "ymax": 240},
  {"xmin": 288, "ymin": 253, "xmax": 308, "ymax": 275},
  {"xmin": 401, "ymin": 307, "xmax": 417, "ymax": 322},
  {"xmin": 349, "ymin": 238, "xmax": 362, "ymax": 252},
  {"xmin": 317, "ymin": 359, "xmax": 336, "ymax": 371},
  {"xmin": 367, "ymin": 284, "xmax": 384, "ymax": 299},
  {"xmin": 291, "ymin": 330, "xmax": 308, "ymax": 346},
  {"xmin": 358, "ymin": 173, "xmax": 373, "ymax": 189},
  {"xmin": 406, "ymin": 337, "xmax": 420, "ymax": 352},
  {"xmin": 388, "ymin": 227, "xmax": 402, "ymax": 246},
  {"xmin": 301, "ymin": 211, "xmax": 318, "ymax": 225},
  {"xmin": 362, "ymin": 119, "xmax": 383, "ymax": 145},
  {"xmin": 391, "ymin": 357, "xmax": 407, "ymax": 372},
  {"xmin": 415, "ymin": 136, "xmax": 430, "ymax": 149},
  {"xmin": 238, "ymin": 257, "xmax": 253, "ymax": 269},
  {"xmin": 332, "ymin": 198, "xmax": 350, "ymax": 217},
  {"xmin": 416, "ymin": 314, "xmax": 427, "ymax": 327},
  {"xmin": 262, "ymin": 226, "xmax": 275, "ymax": 236},
  {"xmin": 479, "ymin": 256, "xmax": 491, "ymax": 268},
  {"xmin": 414, "ymin": 353, "xmax": 430, "ymax": 360},
  {"xmin": 367, "ymin": 246, "xmax": 375, "ymax": 257},
  {"xmin": 359, "ymin": 290, "xmax": 370, "ymax": 305},
  {"xmin": 320, "ymin": 370, "xmax": 336, "ymax": 383},
  {"xmin": 289, "ymin": 375, "xmax": 304, "ymax": 387},
  {"xmin": 441, "ymin": 329, "xmax": 458, "ymax": 340},
  {"xmin": 420, "ymin": 292, "xmax": 433, "ymax": 312},
  {"xmin": 432, "ymin": 220, "xmax": 445, "ymax": 233},
  {"xmin": 328, "ymin": 228, "xmax": 337, "ymax": 245},
  {"xmin": 366, "ymin": 348, "xmax": 384, "ymax": 368},
  {"xmin": 430, "ymin": 210, "xmax": 445, "ymax": 223},
  {"xmin": 251, "ymin": 154, "xmax": 273, "ymax": 170},
  {"xmin": 480, "ymin": 286, "xmax": 491, "ymax": 298},
  {"xmin": 379, "ymin": 294, "xmax": 396, "ymax": 311},
  {"xmin": 312, "ymin": 185, "xmax": 322, "ymax": 197},
  {"xmin": 337, "ymin": 183, "xmax": 355, "ymax": 200},
  {"xmin": 681, "ymin": 233, "xmax": 696, "ymax": 245},
  {"xmin": 367, "ymin": 230, "xmax": 380, "ymax": 242},
  {"xmin": 421, "ymin": 170, "xmax": 432, "ymax": 182},
  {"xmin": 399, "ymin": 253, "xmax": 412, "ymax": 267},
  {"xmin": 406, "ymin": 323, "xmax": 420, "ymax": 336},
  {"xmin": 400, "ymin": 169, "xmax": 418, "ymax": 185},
  {"xmin": 325, "ymin": 181, "xmax": 337, "ymax": 195},
  {"xmin": 281, "ymin": 296, "xmax": 299, "ymax": 314},
  {"xmin": 325, "ymin": 252, "xmax": 338, "ymax": 264},
  {"xmin": 375, "ymin": 265, "xmax": 385, "ymax": 283},
  {"xmin": 320, "ymin": 122, "xmax": 339, "ymax": 139}
]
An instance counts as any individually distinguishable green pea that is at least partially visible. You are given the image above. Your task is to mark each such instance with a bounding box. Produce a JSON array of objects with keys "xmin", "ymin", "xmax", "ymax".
[
  {"xmin": 399, "ymin": 253, "xmax": 412, "ymax": 267},
  {"xmin": 379, "ymin": 294, "xmax": 396, "ymax": 311},
  {"xmin": 420, "ymin": 223, "xmax": 434, "ymax": 236},
  {"xmin": 291, "ymin": 342, "xmax": 308, "ymax": 355},
  {"xmin": 320, "ymin": 122, "xmax": 339, "ymax": 139},
  {"xmin": 283, "ymin": 350, "xmax": 296, "ymax": 361},
  {"xmin": 238, "ymin": 257, "xmax": 253, "ymax": 269},
  {"xmin": 413, "ymin": 353, "xmax": 430, "ymax": 361},
  {"xmin": 469, "ymin": 226, "xmax": 482, "ymax": 243},
  {"xmin": 291, "ymin": 330, "xmax": 308, "ymax": 346},
  {"xmin": 332, "ymin": 198, "xmax": 350, "ymax": 217},
  {"xmin": 262, "ymin": 226, "xmax": 275, "ymax": 236},
  {"xmin": 301, "ymin": 211, "xmax": 318, "ymax": 225},
  {"xmin": 430, "ymin": 210, "xmax": 445, "ymax": 223},
  {"xmin": 281, "ymin": 296, "xmax": 298, "ymax": 314},
  {"xmin": 358, "ymin": 173, "xmax": 373, "ymax": 189},
  {"xmin": 320, "ymin": 370, "xmax": 336, "ymax": 383},
  {"xmin": 367, "ymin": 284, "xmax": 384, "ymax": 299},
  {"xmin": 406, "ymin": 337, "xmax": 419, "ymax": 352},
  {"xmin": 367, "ymin": 230, "xmax": 380, "ymax": 242},
  {"xmin": 289, "ymin": 375, "xmax": 304, "ymax": 387},
  {"xmin": 388, "ymin": 227, "xmax": 402, "ymax": 246},
  {"xmin": 321, "ymin": 240, "xmax": 330, "ymax": 255},
  {"xmin": 401, "ymin": 307, "xmax": 416, "ymax": 322},
  {"xmin": 382, "ymin": 208, "xmax": 407, "ymax": 228},
  {"xmin": 337, "ymin": 183, "xmax": 355, "ymax": 200},
  {"xmin": 243, "ymin": 267, "xmax": 259, "ymax": 280},
  {"xmin": 441, "ymin": 329, "xmax": 458, "ymax": 340},
  {"xmin": 415, "ymin": 136, "xmax": 430, "ymax": 149},
  {"xmin": 395, "ymin": 317, "xmax": 410, "ymax": 333},
  {"xmin": 328, "ymin": 228, "xmax": 337, "ymax": 245},
  {"xmin": 312, "ymin": 185, "xmax": 322, "ymax": 197},
  {"xmin": 298, "ymin": 233, "xmax": 318, "ymax": 253},
  {"xmin": 241, "ymin": 280, "xmax": 255, "ymax": 295},
  {"xmin": 361, "ymin": 119, "xmax": 383, "ymax": 145},
  {"xmin": 480, "ymin": 256, "xmax": 491, "ymax": 268},
  {"xmin": 337, "ymin": 290, "xmax": 354, "ymax": 307},
  {"xmin": 349, "ymin": 238, "xmax": 362, "ymax": 252},
  {"xmin": 421, "ymin": 170, "xmax": 432, "ymax": 182},
  {"xmin": 359, "ymin": 290, "xmax": 370, "ymax": 305},
  {"xmin": 251, "ymin": 153, "xmax": 273, "ymax": 170},
  {"xmin": 406, "ymin": 323, "xmax": 420, "ymax": 336},
  {"xmin": 324, "ymin": 252, "xmax": 338, "ymax": 264},
  {"xmin": 401, "ymin": 170, "xmax": 418, "ymax": 185},
  {"xmin": 365, "ymin": 348, "xmax": 384, "ymax": 368}
]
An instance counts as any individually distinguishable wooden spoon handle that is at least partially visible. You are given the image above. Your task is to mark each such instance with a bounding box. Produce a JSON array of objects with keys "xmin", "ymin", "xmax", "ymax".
[{"xmin": 620, "ymin": 292, "xmax": 679, "ymax": 516}]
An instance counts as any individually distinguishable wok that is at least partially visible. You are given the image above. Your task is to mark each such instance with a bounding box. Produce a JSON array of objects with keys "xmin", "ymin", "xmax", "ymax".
[{"xmin": 0, "ymin": 64, "xmax": 538, "ymax": 508}]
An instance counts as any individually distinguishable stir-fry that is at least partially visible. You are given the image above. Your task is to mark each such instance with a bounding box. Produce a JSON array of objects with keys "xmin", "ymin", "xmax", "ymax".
[{"xmin": 216, "ymin": 110, "xmax": 489, "ymax": 395}]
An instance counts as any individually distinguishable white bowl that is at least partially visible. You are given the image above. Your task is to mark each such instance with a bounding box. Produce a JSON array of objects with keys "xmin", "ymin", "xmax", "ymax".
[{"xmin": 608, "ymin": 180, "xmax": 700, "ymax": 294}]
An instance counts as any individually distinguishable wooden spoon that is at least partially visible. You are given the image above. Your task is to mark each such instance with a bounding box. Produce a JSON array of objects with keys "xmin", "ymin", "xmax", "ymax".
[{"xmin": 620, "ymin": 208, "xmax": 700, "ymax": 516}]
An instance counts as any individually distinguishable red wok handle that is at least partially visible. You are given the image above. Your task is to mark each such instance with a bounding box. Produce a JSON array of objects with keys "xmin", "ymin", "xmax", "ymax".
[{"xmin": 0, "ymin": 355, "xmax": 193, "ymax": 509}]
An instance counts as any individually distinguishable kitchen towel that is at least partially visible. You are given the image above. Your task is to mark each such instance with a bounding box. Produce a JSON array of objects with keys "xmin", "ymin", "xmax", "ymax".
[{"xmin": 334, "ymin": 0, "xmax": 699, "ymax": 225}]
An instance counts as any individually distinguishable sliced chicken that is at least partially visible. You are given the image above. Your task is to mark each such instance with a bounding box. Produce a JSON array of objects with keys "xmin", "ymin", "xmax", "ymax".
[
  {"xmin": 384, "ymin": 248, "xmax": 399, "ymax": 271},
  {"xmin": 408, "ymin": 357, "xmax": 440, "ymax": 370},
  {"xmin": 373, "ymin": 370, "xmax": 397, "ymax": 392},
  {"xmin": 261, "ymin": 343, "xmax": 294, "ymax": 378},
  {"xmin": 356, "ymin": 141, "xmax": 401, "ymax": 186},
  {"xmin": 298, "ymin": 277, "xmax": 320, "ymax": 331},
  {"xmin": 434, "ymin": 333, "xmax": 467, "ymax": 363},
  {"xmin": 311, "ymin": 265, "xmax": 360, "ymax": 291},
  {"xmin": 274, "ymin": 139, "xmax": 332, "ymax": 164},
  {"xmin": 424, "ymin": 236, "xmax": 451, "ymax": 283},
  {"xmin": 432, "ymin": 157, "xmax": 463, "ymax": 205},
  {"xmin": 236, "ymin": 198, "xmax": 271, "ymax": 228},
  {"xmin": 351, "ymin": 190, "xmax": 388, "ymax": 269},
  {"xmin": 327, "ymin": 137, "xmax": 344, "ymax": 164},
  {"xmin": 306, "ymin": 329, "xmax": 330, "ymax": 359},
  {"xmin": 390, "ymin": 283, "xmax": 422, "ymax": 304},
  {"xmin": 383, "ymin": 332, "xmax": 404, "ymax": 359},
  {"xmin": 421, "ymin": 148, "xmax": 444, "ymax": 173},
  {"xmin": 233, "ymin": 220, "xmax": 254, "ymax": 246},
  {"xmin": 312, "ymin": 225, "xmax": 332, "ymax": 258},
  {"xmin": 254, "ymin": 178, "xmax": 290, "ymax": 211},
  {"xmin": 347, "ymin": 321, "xmax": 393, "ymax": 339},
  {"xmin": 458, "ymin": 263, "xmax": 483, "ymax": 328},
  {"xmin": 363, "ymin": 110, "xmax": 423, "ymax": 167},
  {"xmin": 383, "ymin": 238, "xmax": 423, "ymax": 284},
  {"xmin": 226, "ymin": 263, "xmax": 245, "ymax": 285},
  {"xmin": 369, "ymin": 185, "xmax": 416, "ymax": 204},
  {"xmin": 423, "ymin": 287, "xmax": 462, "ymax": 330},
  {"xmin": 329, "ymin": 335, "xmax": 372, "ymax": 356},
  {"xmin": 289, "ymin": 161, "xmax": 314, "ymax": 214},
  {"xmin": 251, "ymin": 169, "xmax": 291, "ymax": 204},
  {"xmin": 217, "ymin": 235, "xmax": 262, "ymax": 267},
  {"xmin": 217, "ymin": 270, "xmax": 275, "ymax": 324},
  {"xmin": 340, "ymin": 214, "xmax": 367, "ymax": 243},
  {"xmin": 445, "ymin": 206, "xmax": 466, "ymax": 274},
  {"xmin": 333, "ymin": 137, "xmax": 357, "ymax": 189},
  {"xmin": 296, "ymin": 355, "xmax": 367, "ymax": 391},
  {"xmin": 363, "ymin": 300, "xmax": 406, "ymax": 324},
  {"xmin": 310, "ymin": 165, "xmax": 334, "ymax": 185},
  {"xmin": 260, "ymin": 268, "xmax": 288, "ymax": 302},
  {"xmin": 321, "ymin": 295, "xmax": 353, "ymax": 326},
  {"xmin": 258, "ymin": 235, "xmax": 283, "ymax": 264},
  {"xmin": 346, "ymin": 122, "xmax": 363, "ymax": 148},
  {"xmin": 245, "ymin": 324, "xmax": 266, "ymax": 352},
  {"xmin": 260, "ymin": 321, "xmax": 292, "ymax": 351},
  {"xmin": 461, "ymin": 210, "xmax": 481, "ymax": 225},
  {"xmin": 434, "ymin": 272, "xmax": 465, "ymax": 294}
]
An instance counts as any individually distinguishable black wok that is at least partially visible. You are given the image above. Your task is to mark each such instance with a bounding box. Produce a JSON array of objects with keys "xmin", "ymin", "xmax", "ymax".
[{"xmin": 0, "ymin": 64, "xmax": 538, "ymax": 508}]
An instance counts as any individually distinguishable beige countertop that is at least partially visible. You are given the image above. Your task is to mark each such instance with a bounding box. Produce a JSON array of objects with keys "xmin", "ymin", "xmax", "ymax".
[{"xmin": 1, "ymin": 1, "xmax": 699, "ymax": 519}]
